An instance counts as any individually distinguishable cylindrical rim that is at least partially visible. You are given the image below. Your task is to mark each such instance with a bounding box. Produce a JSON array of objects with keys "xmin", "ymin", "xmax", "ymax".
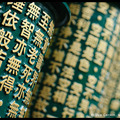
[{"xmin": 43, "ymin": 2, "xmax": 71, "ymax": 27}]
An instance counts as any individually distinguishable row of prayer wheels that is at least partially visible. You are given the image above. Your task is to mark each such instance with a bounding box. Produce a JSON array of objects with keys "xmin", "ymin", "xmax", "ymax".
[{"xmin": 0, "ymin": 2, "xmax": 120, "ymax": 118}]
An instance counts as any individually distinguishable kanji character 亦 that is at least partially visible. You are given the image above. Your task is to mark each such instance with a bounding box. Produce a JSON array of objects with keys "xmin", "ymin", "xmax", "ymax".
[
  {"xmin": 12, "ymin": 39, "xmax": 27, "ymax": 56},
  {"xmin": 14, "ymin": 83, "xmax": 26, "ymax": 100}
]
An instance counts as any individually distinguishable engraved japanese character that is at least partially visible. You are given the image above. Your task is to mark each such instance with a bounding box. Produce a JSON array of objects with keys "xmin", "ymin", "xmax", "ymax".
[
  {"xmin": 38, "ymin": 11, "xmax": 51, "ymax": 31},
  {"xmin": 14, "ymin": 83, "xmax": 26, "ymax": 100},
  {"xmin": 52, "ymin": 49, "xmax": 65, "ymax": 62},
  {"xmin": 0, "ymin": 75, "xmax": 15, "ymax": 94},
  {"xmin": 59, "ymin": 26, "xmax": 72, "ymax": 38},
  {"xmin": 60, "ymin": 66, "xmax": 74, "ymax": 80},
  {"xmin": 21, "ymin": 19, "xmax": 34, "ymax": 40},
  {"xmin": 20, "ymin": 64, "xmax": 33, "ymax": 83},
  {"xmin": 69, "ymin": 3, "xmax": 80, "ymax": 15},
  {"xmin": 7, "ymin": 2, "xmax": 26, "ymax": 13},
  {"xmin": 57, "ymin": 78, "xmax": 71, "ymax": 92},
  {"xmin": 29, "ymin": 71, "xmax": 38, "ymax": 88},
  {"xmin": 2, "ymin": 10, "xmax": 19, "ymax": 30},
  {"xmin": 66, "ymin": 95, "xmax": 79, "ymax": 108},
  {"xmin": 78, "ymin": 98, "xmax": 89, "ymax": 114},
  {"xmin": 39, "ymin": 86, "xmax": 51, "ymax": 100},
  {"xmin": 53, "ymin": 90, "xmax": 67, "ymax": 104},
  {"xmin": 0, "ymin": 28, "xmax": 13, "ymax": 50},
  {"xmin": 0, "ymin": 49, "xmax": 7, "ymax": 67},
  {"xmin": 64, "ymin": 52, "xmax": 79, "ymax": 67},
  {"xmin": 49, "ymin": 61, "xmax": 62, "ymax": 73},
  {"xmin": 43, "ymin": 73, "xmax": 57, "ymax": 87},
  {"xmin": 77, "ymin": 18, "xmax": 90, "ymax": 32},
  {"xmin": 6, "ymin": 56, "xmax": 21, "ymax": 75},
  {"xmin": 70, "ymin": 82, "xmax": 83, "ymax": 97},
  {"xmin": 26, "ymin": 2, "xmax": 41, "ymax": 20},
  {"xmin": 69, "ymin": 41, "xmax": 81, "ymax": 55},
  {"xmin": 23, "ymin": 88, "xmax": 32, "ymax": 105},
  {"xmin": 27, "ymin": 47, "xmax": 38, "ymax": 65},
  {"xmin": 97, "ymin": 2, "xmax": 109, "ymax": 15},
  {"xmin": 74, "ymin": 30, "xmax": 86, "ymax": 42},
  {"xmin": 7, "ymin": 100, "xmax": 19, "ymax": 118},
  {"xmin": 33, "ymin": 29, "xmax": 44, "ymax": 48},
  {"xmin": 56, "ymin": 38, "xmax": 69, "ymax": 50},
  {"xmin": 36, "ymin": 53, "xmax": 43, "ymax": 70},
  {"xmin": 34, "ymin": 98, "xmax": 49, "ymax": 112},
  {"xmin": 41, "ymin": 37, "xmax": 49, "ymax": 54},
  {"xmin": 48, "ymin": 20, "xmax": 54, "ymax": 37},
  {"xmin": 12, "ymin": 39, "xmax": 27, "ymax": 56},
  {"xmin": 18, "ymin": 106, "xmax": 26, "ymax": 118},
  {"xmin": 79, "ymin": 59, "xmax": 90, "ymax": 72},
  {"xmin": 62, "ymin": 107, "xmax": 75, "ymax": 118}
]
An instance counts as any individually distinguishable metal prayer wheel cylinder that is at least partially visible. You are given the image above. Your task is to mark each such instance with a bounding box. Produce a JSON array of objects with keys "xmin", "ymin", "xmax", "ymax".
[
  {"xmin": 0, "ymin": 2, "xmax": 70, "ymax": 118},
  {"xmin": 26, "ymin": 2, "xmax": 120, "ymax": 118}
]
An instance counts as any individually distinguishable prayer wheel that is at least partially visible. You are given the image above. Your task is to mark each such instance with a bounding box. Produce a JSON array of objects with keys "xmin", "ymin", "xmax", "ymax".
[
  {"xmin": 25, "ymin": 2, "xmax": 120, "ymax": 118},
  {"xmin": 0, "ymin": 2, "xmax": 70, "ymax": 118}
]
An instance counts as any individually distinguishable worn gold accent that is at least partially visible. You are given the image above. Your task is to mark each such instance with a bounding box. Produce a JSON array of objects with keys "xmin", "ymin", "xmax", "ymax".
[
  {"xmin": 0, "ymin": 100, "xmax": 3, "ymax": 106},
  {"xmin": 52, "ymin": 106, "xmax": 57, "ymax": 112}
]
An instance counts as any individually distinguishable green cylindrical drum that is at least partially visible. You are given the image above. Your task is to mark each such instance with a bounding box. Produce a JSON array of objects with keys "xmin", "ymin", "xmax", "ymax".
[
  {"xmin": 25, "ymin": 2, "xmax": 120, "ymax": 118},
  {"xmin": 0, "ymin": 2, "xmax": 70, "ymax": 118}
]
